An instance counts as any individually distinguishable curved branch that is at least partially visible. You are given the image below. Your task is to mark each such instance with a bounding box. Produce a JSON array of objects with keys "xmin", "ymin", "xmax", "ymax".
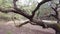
[
  {"xmin": 50, "ymin": 2, "xmax": 60, "ymax": 23},
  {"xmin": 31, "ymin": 0, "xmax": 51, "ymax": 19},
  {"xmin": 13, "ymin": 0, "xmax": 51, "ymax": 20},
  {"xmin": 13, "ymin": 0, "xmax": 31, "ymax": 19},
  {"xmin": 0, "ymin": 7, "xmax": 60, "ymax": 33}
]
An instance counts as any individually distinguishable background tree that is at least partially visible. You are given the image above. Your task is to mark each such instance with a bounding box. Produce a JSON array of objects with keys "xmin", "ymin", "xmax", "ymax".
[{"xmin": 0, "ymin": 0, "xmax": 60, "ymax": 34}]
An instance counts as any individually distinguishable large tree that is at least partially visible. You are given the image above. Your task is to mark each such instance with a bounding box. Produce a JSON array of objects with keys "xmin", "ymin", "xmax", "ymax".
[{"xmin": 0, "ymin": 0, "xmax": 60, "ymax": 34}]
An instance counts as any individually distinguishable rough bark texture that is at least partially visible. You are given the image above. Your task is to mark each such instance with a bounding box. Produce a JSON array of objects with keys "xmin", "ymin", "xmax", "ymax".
[{"xmin": 0, "ymin": 0, "xmax": 60, "ymax": 34}]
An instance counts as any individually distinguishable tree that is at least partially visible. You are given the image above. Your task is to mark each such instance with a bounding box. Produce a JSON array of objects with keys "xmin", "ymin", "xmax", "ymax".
[{"xmin": 0, "ymin": 0, "xmax": 60, "ymax": 34}]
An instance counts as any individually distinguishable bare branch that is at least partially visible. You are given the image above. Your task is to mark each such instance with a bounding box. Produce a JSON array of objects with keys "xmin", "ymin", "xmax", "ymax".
[
  {"xmin": 31, "ymin": 0, "xmax": 51, "ymax": 19},
  {"xmin": 0, "ymin": 0, "xmax": 60, "ymax": 33},
  {"xmin": 0, "ymin": 8, "xmax": 31, "ymax": 19},
  {"xmin": 16, "ymin": 21, "xmax": 30, "ymax": 27},
  {"xmin": 50, "ymin": 3, "xmax": 60, "ymax": 23},
  {"xmin": 13, "ymin": 0, "xmax": 31, "ymax": 19},
  {"xmin": 13, "ymin": 0, "xmax": 51, "ymax": 20},
  {"xmin": 0, "ymin": 0, "xmax": 55, "ymax": 28}
]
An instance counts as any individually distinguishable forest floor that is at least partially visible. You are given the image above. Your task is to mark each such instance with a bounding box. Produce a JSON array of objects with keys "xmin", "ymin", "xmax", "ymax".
[{"xmin": 0, "ymin": 20, "xmax": 55, "ymax": 34}]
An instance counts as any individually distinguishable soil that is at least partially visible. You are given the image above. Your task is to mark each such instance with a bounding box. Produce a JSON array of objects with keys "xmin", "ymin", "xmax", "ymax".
[{"xmin": 0, "ymin": 21, "xmax": 55, "ymax": 34}]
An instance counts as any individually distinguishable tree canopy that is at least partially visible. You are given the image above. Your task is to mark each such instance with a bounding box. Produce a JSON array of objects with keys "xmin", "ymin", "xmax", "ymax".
[{"xmin": 0, "ymin": 0, "xmax": 60, "ymax": 34}]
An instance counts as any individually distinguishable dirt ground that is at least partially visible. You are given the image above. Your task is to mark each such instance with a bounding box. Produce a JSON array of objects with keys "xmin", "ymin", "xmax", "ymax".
[{"xmin": 0, "ymin": 21, "xmax": 55, "ymax": 34}]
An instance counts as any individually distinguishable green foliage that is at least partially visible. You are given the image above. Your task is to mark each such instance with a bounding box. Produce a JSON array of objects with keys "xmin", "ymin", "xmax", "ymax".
[
  {"xmin": 7, "ymin": 31, "xmax": 11, "ymax": 34},
  {"xmin": 0, "ymin": 12, "xmax": 11, "ymax": 21},
  {"xmin": 0, "ymin": 0, "xmax": 59, "ymax": 21},
  {"xmin": 0, "ymin": 12, "xmax": 27, "ymax": 21},
  {"xmin": 0, "ymin": 0, "xmax": 13, "ymax": 8},
  {"xmin": 36, "ymin": 4, "xmax": 52, "ymax": 17}
]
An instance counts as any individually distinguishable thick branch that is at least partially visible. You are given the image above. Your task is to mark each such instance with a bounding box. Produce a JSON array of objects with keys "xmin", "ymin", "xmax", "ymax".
[
  {"xmin": 31, "ymin": 0, "xmax": 51, "ymax": 19},
  {"xmin": 15, "ymin": 19, "xmax": 60, "ymax": 32},
  {"xmin": 0, "ymin": 8, "xmax": 31, "ymax": 19},
  {"xmin": 13, "ymin": 0, "xmax": 52, "ymax": 20},
  {"xmin": 12, "ymin": 9, "xmax": 31, "ymax": 19},
  {"xmin": 13, "ymin": 0, "xmax": 31, "ymax": 19},
  {"xmin": 0, "ymin": 0, "xmax": 60, "ymax": 33},
  {"xmin": 0, "ymin": 7, "xmax": 60, "ymax": 33}
]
